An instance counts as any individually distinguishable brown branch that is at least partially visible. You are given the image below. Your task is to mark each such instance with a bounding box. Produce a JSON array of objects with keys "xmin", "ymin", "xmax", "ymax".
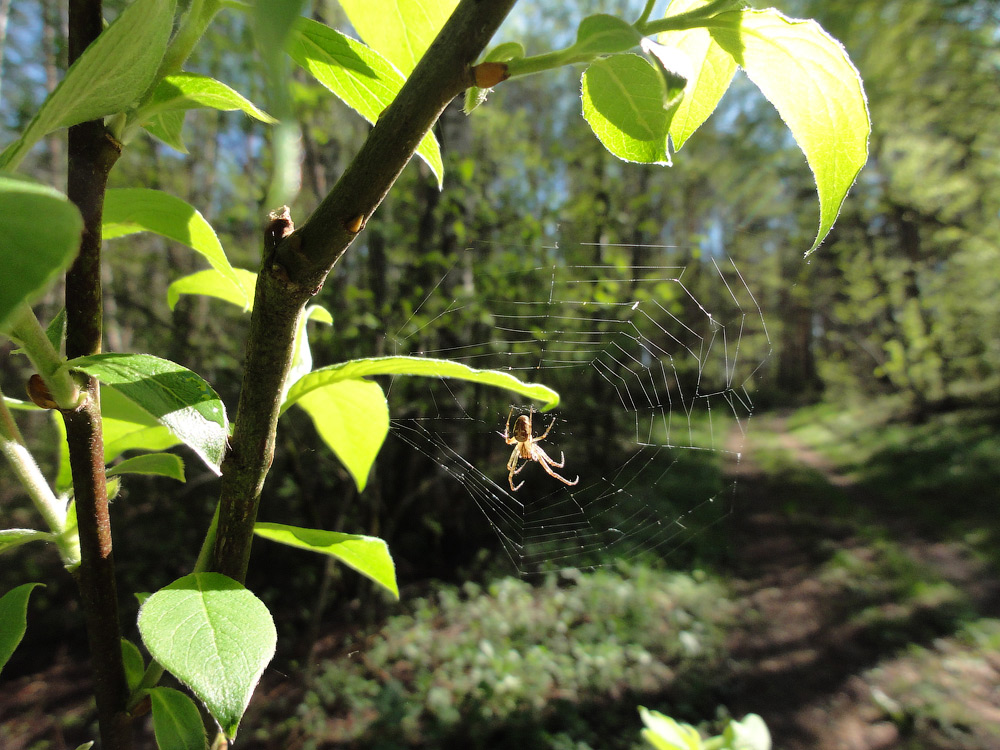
[
  {"xmin": 210, "ymin": 0, "xmax": 519, "ymax": 581},
  {"xmin": 64, "ymin": 1, "xmax": 129, "ymax": 748}
]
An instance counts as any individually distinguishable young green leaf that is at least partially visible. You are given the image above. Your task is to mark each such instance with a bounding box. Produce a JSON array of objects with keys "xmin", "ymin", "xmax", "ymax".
[
  {"xmin": 638, "ymin": 706, "xmax": 703, "ymax": 750},
  {"xmin": 138, "ymin": 73, "xmax": 276, "ymax": 124},
  {"xmin": 66, "ymin": 354, "xmax": 228, "ymax": 474},
  {"xmin": 120, "ymin": 638, "xmax": 146, "ymax": 692},
  {"xmin": 166, "ymin": 268, "xmax": 257, "ymax": 312},
  {"xmin": 581, "ymin": 54, "xmax": 674, "ymax": 165},
  {"xmin": 149, "ymin": 687, "xmax": 208, "ymax": 750},
  {"xmin": 293, "ymin": 378, "xmax": 389, "ymax": 492},
  {"xmin": 45, "ymin": 309, "xmax": 66, "ymax": 352},
  {"xmin": 573, "ymin": 14, "xmax": 643, "ymax": 56},
  {"xmin": 0, "ymin": 176, "xmax": 83, "ymax": 330},
  {"xmin": 254, "ymin": 522, "xmax": 398, "ymax": 598},
  {"xmin": 138, "ymin": 573, "xmax": 276, "ymax": 741},
  {"xmin": 288, "ymin": 17, "xmax": 443, "ymax": 187},
  {"xmin": 0, "ymin": 583, "xmax": 44, "ymax": 674},
  {"xmin": 707, "ymin": 9, "xmax": 870, "ymax": 253},
  {"xmin": 106, "ymin": 453, "xmax": 185, "ymax": 482},
  {"xmin": 0, "ymin": 0, "xmax": 176, "ymax": 170},
  {"xmin": 723, "ymin": 713, "xmax": 771, "ymax": 750},
  {"xmin": 0, "ymin": 529, "xmax": 54, "ymax": 555},
  {"xmin": 103, "ymin": 189, "xmax": 248, "ymax": 308},
  {"xmin": 281, "ymin": 355, "xmax": 560, "ymax": 413},
  {"xmin": 142, "ymin": 110, "xmax": 188, "ymax": 153},
  {"xmin": 658, "ymin": 0, "xmax": 739, "ymax": 150},
  {"xmin": 337, "ymin": 0, "xmax": 458, "ymax": 76}
]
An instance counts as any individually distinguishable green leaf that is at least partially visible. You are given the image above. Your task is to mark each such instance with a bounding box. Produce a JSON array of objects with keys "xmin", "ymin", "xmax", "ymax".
[
  {"xmin": 72, "ymin": 744, "xmax": 94, "ymax": 750},
  {"xmin": 167, "ymin": 268, "xmax": 257, "ymax": 312},
  {"xmin": 140, "ymin": 73, "xmax": 276, "ymax": 123},
  {"xmin": 723, "ymin": 714, "xmax": 771, "ymax": 750},
  {"xmin": 149, "ymin": 687, "xmax": 208, "ymax": 750},
  {"xmin": 106, "ymin": 453, "xmax": 185, "ymax": 482},
  {"xmin": 67, "ymin": 353, "xmax": 228, "ymax": 474},
  {"xmin": 0, "ymin": 529, "xmax": 55, "ymax": 555},
  {"xmin": 638, "ymin": 706, "xmax": 703, "ymax": 750},
  {"xmin": 706, "ymin": 9, "xmax": 870, "ymax": 254},
  {"xmin": 254, "ymin": 522, "xmax": 398, "ymax": 598},
  {"xmin": 103, "ymin": 189, "xmax": 247, "ymax": 307},
  {"xmin": 121, "ymin": 638, "xmax": 146, "ymax": 692},
  {"xmin": 282, "ymin": 355, "xmax": 560, "ymax": 412},
  {"xmin": 574, "ymin": 14, "xmax": 642, "ymax": 56},
  {"xmin": 142, "ymin": 110, "xmax": 188, "ymax": 153},
  {"xmin": 0, "ymin": 583, "xmax": 44, "ymax": 674},
  {"xmin": 581, "ymin": 54, "xmax": 674, "ymax": 165},
  {"xmin": 0, "ymin": 0, "xmax": 176, "ymax": 171},
  {"xmin": 337, "ymin": 0, "xmax": 458, "ymax": 76},
  {"xmin": 294, "ymin": 378, "xmax": 388, "ymax": 493},
  {"xmin": 658, "ymin": 0, "xmax": 738, "ymax": 150},
  {"xmin": 55, "ymin": 386, "xmax": 181, "ymax": 492},
  {"xmin": 138, "ymin": 573, "xmax": 276, "ymax": 740},
  {"xmin": 0, "ymin": 176, "xmax": 83, "ymax": 330},
  {"xmin": 289, "ymin": 17, "xmax": 443, "ymax": 187},
  {"xmin": 45, "ymin": 309, "xmax": 66, "ymax": 352}
]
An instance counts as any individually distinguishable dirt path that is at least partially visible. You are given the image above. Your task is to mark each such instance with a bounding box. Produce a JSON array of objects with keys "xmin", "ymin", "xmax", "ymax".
[{"xmin": 723, "ymin": 415, "xmax": 999, "ymax": 750}]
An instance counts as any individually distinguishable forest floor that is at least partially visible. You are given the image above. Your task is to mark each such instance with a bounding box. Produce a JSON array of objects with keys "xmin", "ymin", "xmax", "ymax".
[
  {"xmin": 723, "ymin": 413, "xmax": 1000, "ymax": 750},
  {"xmin": 3, "ymin": 411, "xmax": 1000, "ymax": 749}
]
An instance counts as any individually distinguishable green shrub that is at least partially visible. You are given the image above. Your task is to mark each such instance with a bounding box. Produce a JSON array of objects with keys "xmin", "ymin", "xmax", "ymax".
[{"xmin": 291, "ymin": 564, "xmax": 733, "ymax": 748}]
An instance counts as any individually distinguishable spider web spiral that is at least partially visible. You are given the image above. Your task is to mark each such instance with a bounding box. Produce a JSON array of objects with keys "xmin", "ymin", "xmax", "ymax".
[{"xmin": 384, "ymin": 238, "xmax": 771, "ymax": 576}]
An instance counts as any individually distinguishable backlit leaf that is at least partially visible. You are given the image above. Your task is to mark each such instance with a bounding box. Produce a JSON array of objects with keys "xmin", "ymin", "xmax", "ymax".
[
  {"xmin": 104, "ymin": 189, "xmax": 247, "ymax": 307},
  {"xmin": 140, "ymin": 73, "xmax": 276, "ymax": 123},
  {"xmin": 706, "ymin": 9, "xmax": 869, "ymax": 253},
  {"xmin": 337, "ymin": 0, "xmax": 458, "ymax": 76},
  {"xmin": 255, "ymin": 522, "xmax": 398, "ymax": 597},
  {"xmin": 293, "ymin": 378, "xmax": 388, "ymax": 492},
  {"xmin": 288, "ymin": 17, "xmax": 443, "ymax": 186},
  {"xmin": 167, "ymin": 268, "xmax": 257, "ymax": 312},
  {"xmin": 581, "ymin": 54, "xmax": 673, "ymax": 165},
  {"xmin": 282, "ymin": 355, "xmax": 560, "ymax": 412}
]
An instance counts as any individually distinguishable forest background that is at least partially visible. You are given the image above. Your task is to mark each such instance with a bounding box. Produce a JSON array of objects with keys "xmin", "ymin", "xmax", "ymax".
[{"xmin": 1, "ymin": 0, "xmax": 998, "ymax": 748}]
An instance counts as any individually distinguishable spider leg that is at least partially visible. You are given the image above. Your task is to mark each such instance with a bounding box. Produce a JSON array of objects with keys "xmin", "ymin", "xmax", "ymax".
[
  {"xmin": 534, "ymin": 414, "xmax": 556, "ymax": 442},
  {"xmin": 536, "ymin": 452, "xmax": 579, "ymax": 486},
  {"xmin": 503, "ymin": 407, "xmax": 517, "ymax": 444},
  {"xmin": 534, "ymin": 446, "xmax": 566, "ymax": 468}
]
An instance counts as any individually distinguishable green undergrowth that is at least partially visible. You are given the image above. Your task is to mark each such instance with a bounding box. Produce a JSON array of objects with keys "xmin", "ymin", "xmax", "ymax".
[
  {"xmin": 818, "ymin": 540, "xmax": 976, "ymax": 647},
  {"xmin": 864, "ymin": 618, "xmax": 1000, "ymax": 749},
  {"xmin": 265, "ymin": 564, "xmax": 733, "ymax": 750},
  {"xmin": 784, "ymin": 400, "xmax": 1000, "ymax": 556}
]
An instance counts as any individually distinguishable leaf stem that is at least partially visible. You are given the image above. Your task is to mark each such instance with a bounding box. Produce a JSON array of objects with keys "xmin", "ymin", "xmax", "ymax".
[
  {"xmin": 0, "ymin": 389, "xmax": 70, "ymax": 541},
  {"xmin": 636, "ymin": 0, "xmax": 657, "ymax": 27},
  {"xmin": 5, "ymin": 304, "xmax": 83, "ymax": 409}
]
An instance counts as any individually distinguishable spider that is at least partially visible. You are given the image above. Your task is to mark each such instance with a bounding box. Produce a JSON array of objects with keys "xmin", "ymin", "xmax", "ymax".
[{"xmin": 502, "ymin": 407, "xmax": 579, "ymax": 492}]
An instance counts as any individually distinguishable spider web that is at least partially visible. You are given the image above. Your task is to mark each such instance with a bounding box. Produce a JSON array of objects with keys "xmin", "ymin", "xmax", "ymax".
[{"xmin": 383, "ymin": 237, "xmax": 771, "ymax": 576}]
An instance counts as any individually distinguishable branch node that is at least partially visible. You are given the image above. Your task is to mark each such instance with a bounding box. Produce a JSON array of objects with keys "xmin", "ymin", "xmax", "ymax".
[{"xmin": 472, "ymin": 61, "xmax": 509, "ymax": 88}]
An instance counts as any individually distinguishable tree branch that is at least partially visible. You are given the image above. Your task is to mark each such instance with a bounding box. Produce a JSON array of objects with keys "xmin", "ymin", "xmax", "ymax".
[
  {"xmin": 64, "ymin": 1, "xmax": 130, "ymax": 748},
  {"xmin": 210, "ymin": 0, "xmax": 519, "ymax": 581}
]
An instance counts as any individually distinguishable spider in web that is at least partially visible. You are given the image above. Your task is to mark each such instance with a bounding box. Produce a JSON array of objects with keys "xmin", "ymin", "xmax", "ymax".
[{"xmin": 502, "ymin": 407, "xmax": 579, "ymax": 492}]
